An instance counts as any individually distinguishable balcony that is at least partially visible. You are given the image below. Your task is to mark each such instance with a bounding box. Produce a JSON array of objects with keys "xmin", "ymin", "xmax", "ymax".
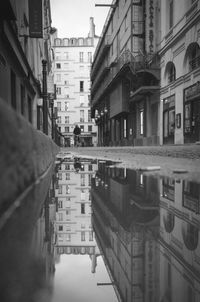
[
  {"xmin": 91, "ymin": 35, "xmax": 110, "ymax": 79},
  {"xmin": 91, "ymin": 50, "xmax": 159, "ymax": 106}
]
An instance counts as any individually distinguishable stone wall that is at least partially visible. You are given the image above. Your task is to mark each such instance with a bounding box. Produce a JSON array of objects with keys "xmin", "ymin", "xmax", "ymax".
[{"xmin": 0, "ymin": 98, "xmax": 59, "ymax": 215}]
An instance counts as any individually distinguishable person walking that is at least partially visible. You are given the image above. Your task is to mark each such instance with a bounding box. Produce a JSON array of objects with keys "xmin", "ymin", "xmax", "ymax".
[{"xmin": 73, "ymin": 124, "xmax": 81, "ymax": 147}]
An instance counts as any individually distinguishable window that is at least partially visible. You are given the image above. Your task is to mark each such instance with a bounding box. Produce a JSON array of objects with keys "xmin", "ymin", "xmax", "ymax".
[
  {"xmin": 66, "ymin": 173, "xmax": 70, "ymax": 180},
  {"xmin": 168, "ymin": 62, "xmax": 176, "ymax": 83},
  {"xmin": 80, "ymin": 95, "xmax": 85, "ymax": 106},
  {"xmin": 58, "ymin": 225, "xmax": 63, "ymax": 231},
  {"xmin": 58, "ymin": 213, "xmax": 63, "ymax": 221},
  {"xmin": 28, "ymin": 96, "xmax": 32, "ymax": 123},
  {"xmin": 81, "ymin": 174, "xmax": 85, "ymax": 186},
  {"xmin": 80, "ymin": 125, "xmax": 84, "ymax": 132},
  {"xmin": 66, "ymin": 185, "xmax": 70, "ymax": 194},
  {"xmin": 80, "ymin": 81, "xmax": 84, "ymax": 92},
  {"xmin": 169, "ymin": 0, "xmax": 173, "ymax": 29},
  {"xmin": 79, "ymin": 52, "xmax": 84, "ymax": 62},
  {"xmin": 88, "ymin": 110, "xmax": 92, "ymax": 122},
  {"xmin": 58, "ymin": 200, "xmax": 63, "ymax": 208},
  {"xmin": 56, "ymin": 87, "xmax": 61, "ymax": 95},
  {"xmin": 58, "ymin": 185, "xmax": 62, "ymax": 194},
  {"xmin": 66, "ymin": 234, "xmax": 71, "ymax": 241},
  {"xmin": 140, "ymin": 109, "xmax": 144, "ymax": 135},
  {"xmin": 20, "ymin": 85, "xmax": 25, "ymax": 115},
  {"xmin": 58, "ymin": 172, "xmax": 62, "ymax": 180},
  {"xmin": 89, "ymin": 231, "xmax": 93, "ymax": 241},
  {"xmin": 56, "ymin": 63, "xmax": 61, "ymax": 69},
  {"xmin": 57, "ymin": 117, "xmax": 61, "ymax": 125},
  {"xmin": 123, "ymin": 118, "xmax": 127, "ymax": 138},
  {"xmin": 65, "ymin": 164, "xmax": 70, "ymax": 170},
  {"xmin": 81, "ymin": 203, "xmax": 85, "ymax": 214},
  {"xmin": 81, "ymin": 231, "xmax": 85, "ymax": 241},
  {"xmin": 88, "ymin": 164, "xmax": 93, "ymax": 171},
  {"xmin": 11, "ymin": 70, "xmax": 16, "ymax": 109},
  {"xmin": 65, "ymin": 102, "xmax": 69, "ymax": 111},
  {"xmin": 88, "ymin": 52, "xmax": 92, "ymax": 63},
  {"xmin": 80, "ymin": 110, "xmax": 84, "ymax": 122},
  {"xmin": 65, "ymin": 126, "xmax": 69, "ymax": 132},
  {"xmin": 88, "ymin": 125, "xmax": 92, "ymax": 132},
  {"xmin": 57, "ymin": 102, "xmax": 61, "ymax": 111},
  {"xmin": 64, "ymin": 51, "xmax": 69, "ymax": 59},
  {"xmin": 65, "ymin": 116, "xmax": 69, "ymax": 123},
  {"xmin": 56, "ymin": 74, "xmax": 61, "ymax": 82}
]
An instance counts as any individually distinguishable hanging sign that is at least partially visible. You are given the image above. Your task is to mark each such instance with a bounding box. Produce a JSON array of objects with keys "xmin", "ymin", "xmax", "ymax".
[{"xmin": 29, "ymin": 0, "xmax": 43, "ymax": 38}]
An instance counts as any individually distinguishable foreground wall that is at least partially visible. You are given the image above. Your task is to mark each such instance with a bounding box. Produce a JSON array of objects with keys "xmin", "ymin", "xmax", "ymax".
[{"xmin": 0, "ymin": 98, "xmax": 59, "ymax": 216}]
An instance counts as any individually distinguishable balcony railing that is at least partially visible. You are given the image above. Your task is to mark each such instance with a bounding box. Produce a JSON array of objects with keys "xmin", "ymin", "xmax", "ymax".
[{"xmin": 91, "ymin": 50, "xmax": 159, "ymax": 106}]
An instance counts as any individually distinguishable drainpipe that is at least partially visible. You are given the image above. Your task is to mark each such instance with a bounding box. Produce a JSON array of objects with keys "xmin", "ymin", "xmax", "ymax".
[{"xmin": 42, "ymin": 59, "xmax": 48, "ymax": 135}]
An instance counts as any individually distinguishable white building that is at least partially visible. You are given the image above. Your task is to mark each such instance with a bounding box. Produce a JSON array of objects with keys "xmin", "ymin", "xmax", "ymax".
[{"xmin": 53, "ymin": 18, "xmax": 99, "ymax": 147}]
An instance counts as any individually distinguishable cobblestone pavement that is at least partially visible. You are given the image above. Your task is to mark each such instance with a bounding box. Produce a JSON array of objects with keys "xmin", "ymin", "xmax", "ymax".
[{"xmin": 60, "ymin": 144, "xmax": 200, "ymax": 182}]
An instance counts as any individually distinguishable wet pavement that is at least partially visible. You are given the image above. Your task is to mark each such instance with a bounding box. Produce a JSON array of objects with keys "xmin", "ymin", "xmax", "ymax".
[{"xmin": 1, "ymin": 151, "xmax": 200, "ymax": 302}]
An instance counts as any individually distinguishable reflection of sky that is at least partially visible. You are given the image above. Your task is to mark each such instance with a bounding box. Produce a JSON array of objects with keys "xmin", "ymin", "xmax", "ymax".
[{"xmin": 52, "ymin": 255, "xmax": 118, "ymax": 302}]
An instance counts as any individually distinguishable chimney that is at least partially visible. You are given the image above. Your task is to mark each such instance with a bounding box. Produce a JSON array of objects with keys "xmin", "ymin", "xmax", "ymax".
[{"xmin": 89, "ymin": 17, "xmax": 95, "ymax": 38}]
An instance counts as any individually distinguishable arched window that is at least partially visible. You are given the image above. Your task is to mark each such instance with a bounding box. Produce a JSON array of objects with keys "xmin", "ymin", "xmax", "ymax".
[
  {"xmin": 184, "ymin": 42, "xmax": 200, "ymax": 71},
  {"xmin": 70, "ymin": 38, "xmax": 77, "ymax": 46},
  {"xmin": 163, "ymin": 212, "xmax": 175, "ymax": 233},
  {"xmin": 78, "ymin": 38, "xmax": 84, "ymax": 46},
  {"xmin": 182, "ymin": 222, "xmax": 199, "ymax": 250},
  {"xmin": 54, "ymin": 38, "xmax": 61, "ymax": 46},
  {"xmin": 165, "ymin": 61, "xmax": 176, "ymax": 83},
  {"xmin": 63, "ymin": 38, "xmax": 69, "ymax": 46}
]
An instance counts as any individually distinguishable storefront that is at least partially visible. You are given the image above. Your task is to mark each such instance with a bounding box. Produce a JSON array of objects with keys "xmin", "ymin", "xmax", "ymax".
[
  {"xmin": 184, "ymin": 82, "xmax": 200, "ymax": 143},
  {"xmin": 163, "ymin": 95, "xmax": 175, "ymax": 144}
]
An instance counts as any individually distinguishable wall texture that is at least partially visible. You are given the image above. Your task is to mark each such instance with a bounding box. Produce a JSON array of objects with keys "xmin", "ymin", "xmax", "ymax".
[{"xmin": 0, "ymin": 98, "xmax": 59, "ymax": 216}]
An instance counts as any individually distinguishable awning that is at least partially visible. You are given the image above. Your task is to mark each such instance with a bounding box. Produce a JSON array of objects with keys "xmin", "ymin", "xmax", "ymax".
[{"xmin": 130, "ymin": 85, "xmax": 160, "ymax": 102}]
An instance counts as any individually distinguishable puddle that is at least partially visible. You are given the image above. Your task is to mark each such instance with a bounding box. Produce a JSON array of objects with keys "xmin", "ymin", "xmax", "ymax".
[{"xmin": 1, "ymin": 154, "xmax": 200, "ymax": 302}]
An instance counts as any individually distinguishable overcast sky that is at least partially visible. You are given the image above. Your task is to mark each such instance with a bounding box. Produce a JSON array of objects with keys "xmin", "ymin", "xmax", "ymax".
[{"xmin": 50, "ymin": 0, "xmax": 112, "ymax": 38}]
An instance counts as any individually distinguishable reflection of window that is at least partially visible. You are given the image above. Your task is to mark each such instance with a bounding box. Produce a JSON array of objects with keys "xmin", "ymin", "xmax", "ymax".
[
  {"xmin": 59, "ymin": 225, "xmax": 63, "ymax": 231},
  {"xmin": 184, "ymin": 103, "xmax": 191, "ymax": 133},
  {"xmin": 163, "ymin": 212, "xmax": 175, "ymax": 233},
  {"xmin": 58, "ymin": 185, "xmax": 62, "ymax": 194},
  {"xmin": 182, "ymin": 223, "xmax": 198, "ymax": 250}
]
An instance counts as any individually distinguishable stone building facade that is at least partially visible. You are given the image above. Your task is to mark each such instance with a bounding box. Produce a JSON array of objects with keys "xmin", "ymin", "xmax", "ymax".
[{"xmin": 53, "ymin": 18, "xmax": 98, "ymax": 147}]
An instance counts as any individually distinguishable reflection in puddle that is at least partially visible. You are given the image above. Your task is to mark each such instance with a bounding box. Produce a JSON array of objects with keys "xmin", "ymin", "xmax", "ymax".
[{"xmin": 1, "ymin": 154, "xmax": 200, "ymax": 302}]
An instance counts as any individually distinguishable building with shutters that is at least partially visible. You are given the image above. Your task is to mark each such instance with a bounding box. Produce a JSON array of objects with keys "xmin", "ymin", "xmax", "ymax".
[{"xmin": 53, "ymin": 18, "xmax": 99, "ymax": 147}]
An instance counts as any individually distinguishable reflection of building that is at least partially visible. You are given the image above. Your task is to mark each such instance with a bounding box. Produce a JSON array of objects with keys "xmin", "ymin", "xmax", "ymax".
[
  {"xmin": 159, "ymin": 177, "xmax": 200, "ymax": 302},
  {"xmin": 54, "ymin": 157, "xmax": 100, "ymax": 272},
  {"xmin": 53, "ymin": 18, "xmax": 99, "ymax": 147},
  {"xmin": 91, "ymin": 162, "xmax": 160, "ymax": 302}
]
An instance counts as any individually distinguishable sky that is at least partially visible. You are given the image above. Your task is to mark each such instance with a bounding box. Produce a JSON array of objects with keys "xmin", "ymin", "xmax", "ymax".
[{"xmin": 50, "ymin": 0, "xmax": 113, "ymax": 38}]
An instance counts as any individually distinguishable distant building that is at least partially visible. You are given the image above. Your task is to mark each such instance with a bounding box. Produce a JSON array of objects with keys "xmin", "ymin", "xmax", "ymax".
[{"xmin": 53, "ymin": 18, "xmax": 99, "ymax": 147}]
